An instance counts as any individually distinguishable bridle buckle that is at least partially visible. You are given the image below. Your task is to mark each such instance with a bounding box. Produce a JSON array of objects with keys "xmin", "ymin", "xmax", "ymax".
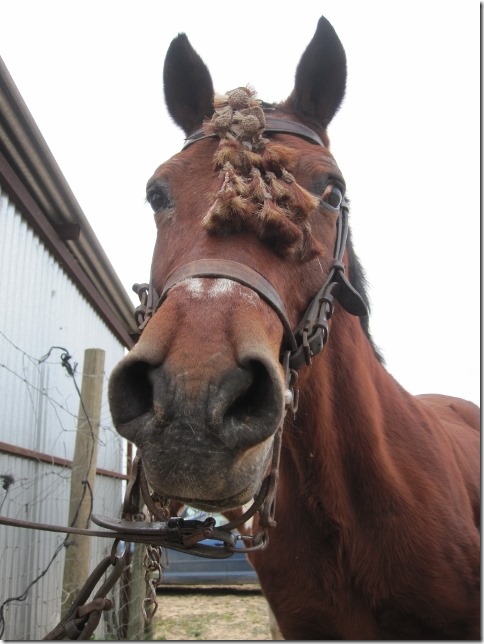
[{"xmin": 302, "ymin": 329, "xmax": 313, "ymax": 366}]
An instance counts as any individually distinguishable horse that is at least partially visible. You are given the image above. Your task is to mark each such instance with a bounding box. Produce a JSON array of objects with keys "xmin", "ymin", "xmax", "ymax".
[{"xmin": 108, "ymin": 15, "xmax": 480, "ymax": 639}]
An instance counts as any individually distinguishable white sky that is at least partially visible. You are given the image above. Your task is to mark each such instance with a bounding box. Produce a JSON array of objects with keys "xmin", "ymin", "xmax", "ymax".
[{"xmin": 1, "ymin": 0, "xmax": 480, "ymax": 405}]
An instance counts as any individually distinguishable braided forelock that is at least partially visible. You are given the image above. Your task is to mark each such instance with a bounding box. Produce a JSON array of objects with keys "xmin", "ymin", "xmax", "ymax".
[{"xmin": 202, "ymin": 87, "xmax": 323, "ymax": 261}]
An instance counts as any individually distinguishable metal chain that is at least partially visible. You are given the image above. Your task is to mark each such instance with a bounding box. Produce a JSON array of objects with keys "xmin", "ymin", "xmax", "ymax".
[
  {"xmin": 43, "ymin": 540, "xmax": 130, "ymax": 640},
  {"xmin": 142, "ymin": 544, "xmax": 163, "ymax": 623}
]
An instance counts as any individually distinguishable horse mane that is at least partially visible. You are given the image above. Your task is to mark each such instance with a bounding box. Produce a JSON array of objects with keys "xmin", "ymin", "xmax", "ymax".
[{"xmin": 345, "ymin": 226, "xmax": 384, "ymax": 362}]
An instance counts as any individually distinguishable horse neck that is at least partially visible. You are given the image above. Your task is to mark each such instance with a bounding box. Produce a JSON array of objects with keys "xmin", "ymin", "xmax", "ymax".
[{"xmin": 281, "ymin": 308, "xmax": 414, "ymax": 529}]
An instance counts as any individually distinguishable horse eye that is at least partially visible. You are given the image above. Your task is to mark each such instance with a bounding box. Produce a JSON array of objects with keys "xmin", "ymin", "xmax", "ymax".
[
  {"xmin": 147, "ymin": 189, "xmax": 170, "ymax": 212},
  {"xmin": 320, "ymin": 185, "xmax": 344, "ymax": 210}
]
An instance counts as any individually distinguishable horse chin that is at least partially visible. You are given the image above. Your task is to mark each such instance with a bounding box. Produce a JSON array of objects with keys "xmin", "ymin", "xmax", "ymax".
[
  {"xmin": 140, "ymin": 438, "xmax": 273, "ymax": 513},
  {"xmin": 165, "ymin": 484, "xmax": 256, "ymax": 514}
]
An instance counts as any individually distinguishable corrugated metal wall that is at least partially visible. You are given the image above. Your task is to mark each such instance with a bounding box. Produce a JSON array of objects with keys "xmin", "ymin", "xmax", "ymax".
[{"xmin": 0, "ymin": 188, "xmax": 129, "ymax": 640}]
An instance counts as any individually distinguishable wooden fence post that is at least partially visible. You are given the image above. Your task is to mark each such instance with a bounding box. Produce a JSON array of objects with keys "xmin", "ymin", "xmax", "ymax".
[
  {"xmin": 125, "ymin": 543, "xmax": 147, "ymax": 640},
  {"xmin": 61, "ymin": 348, "xmax": 105, "ymax": 618}
]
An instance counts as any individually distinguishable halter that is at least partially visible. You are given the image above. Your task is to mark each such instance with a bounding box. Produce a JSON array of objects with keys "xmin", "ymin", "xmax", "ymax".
[{"xmin": 131, "ymin": 113, "xmax": 368, "ymax": 550}]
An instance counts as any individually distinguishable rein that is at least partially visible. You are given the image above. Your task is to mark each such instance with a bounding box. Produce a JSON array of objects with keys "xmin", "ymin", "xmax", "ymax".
[{"xmin": 0, "ymin": 454, "xmax": 242, "ymax": 558}]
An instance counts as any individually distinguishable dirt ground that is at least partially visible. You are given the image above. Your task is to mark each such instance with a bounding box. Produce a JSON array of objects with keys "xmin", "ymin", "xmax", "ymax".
[{"xmin": 152, "ymin": 585, "xmax": 274, "ymax": 640}]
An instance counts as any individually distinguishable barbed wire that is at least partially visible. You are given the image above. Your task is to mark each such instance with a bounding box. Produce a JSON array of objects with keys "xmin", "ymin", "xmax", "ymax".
[
  {"xmin": 0, "ymin": 332, "xmax": 120, "ymax": 639},
  {"xmin": 0, "ymin": 330, "xmax": 121, "ymax": 446}
]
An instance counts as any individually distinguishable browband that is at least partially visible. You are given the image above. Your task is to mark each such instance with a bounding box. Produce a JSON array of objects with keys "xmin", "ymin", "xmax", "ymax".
[{"xmin": 183, "ymin": 115, "xmax": 325, "ymax": 150}]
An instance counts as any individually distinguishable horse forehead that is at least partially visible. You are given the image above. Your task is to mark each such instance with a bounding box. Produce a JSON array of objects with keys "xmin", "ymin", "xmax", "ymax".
[
  {"xmin": 294, "ymin": 145, "xmax": 342, "ymax": 176},
  {"xmin": 149, "ymin": 135, "xmax": 339, "ymax": 188},
  {"xmin": 148, "ymin": 150, "xmax": 214, "ymax": 185},
  {"xmin": 174, "ymin": 277, "xmax": 261, "ymax": 303}
]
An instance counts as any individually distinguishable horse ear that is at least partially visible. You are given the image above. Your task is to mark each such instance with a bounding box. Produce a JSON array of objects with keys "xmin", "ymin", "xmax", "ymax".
[
  {"xmin": 285, "ymin": 16, "xmax": 346, "ymax": 129},
  {"xmin": 163, "ymin": 34, "xmax": 215, "ymax": 135}
]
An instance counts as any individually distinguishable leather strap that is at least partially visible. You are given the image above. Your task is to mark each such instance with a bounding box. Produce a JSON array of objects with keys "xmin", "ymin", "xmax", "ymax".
[
  {"xmin": 183, "ymin": 115, "xmax": 324, "ymax": 149},
  {"xmin": 264, "ymin": 117, "xmax": 324, "ymax": 146},
  {"xmin": 157, "ymin": 259, "xmax": 298, "ymax": 353},
  {"xmin": 0, "ymin": 513, "xmax": 236, "ymax": 559}
]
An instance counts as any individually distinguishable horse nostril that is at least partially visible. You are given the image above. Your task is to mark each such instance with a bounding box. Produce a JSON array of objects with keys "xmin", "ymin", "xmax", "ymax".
[
  {"xmin": 109, "ymin": 361, "xmax": 153, "ymax": 425},
  {"xmin": 221, "ymin": 360, "xmax": 283, "ymax": 446},
  {"xmin": 109, "ymin": 354, "xmax": 284, "ymax": 448},
  {"xmin": 226, "ymin": 362, "xmax": 269, "ymax": 419}
]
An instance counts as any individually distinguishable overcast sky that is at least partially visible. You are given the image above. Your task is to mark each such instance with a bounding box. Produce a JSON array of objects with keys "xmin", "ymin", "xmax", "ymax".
[{"xmin": 1, "ymin": 0, "xmax": 480, "ymax": 405}]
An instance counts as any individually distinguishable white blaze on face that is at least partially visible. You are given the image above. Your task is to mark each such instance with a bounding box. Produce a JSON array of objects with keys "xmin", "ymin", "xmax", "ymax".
[{"xmin": 180, "ymin": 278, "xmax": 260, "ymax": 303}]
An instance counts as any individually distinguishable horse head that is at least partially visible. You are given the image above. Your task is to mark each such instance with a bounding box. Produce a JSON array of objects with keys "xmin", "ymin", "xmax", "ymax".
[{"xmin": 108, "ymin": 16, "xmax": 366, "ymax": 512}]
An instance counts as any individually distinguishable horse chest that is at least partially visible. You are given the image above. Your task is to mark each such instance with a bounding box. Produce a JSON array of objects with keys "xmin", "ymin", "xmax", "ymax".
[{"xmin": 251, "ymin": 511, "xmax": 480, "ymax": 639}]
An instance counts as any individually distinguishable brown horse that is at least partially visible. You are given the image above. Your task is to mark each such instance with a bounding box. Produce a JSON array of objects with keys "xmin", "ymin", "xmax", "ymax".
[{"xmin": 108, "ymin": 16, "xmax": 480, "ymax": 639}]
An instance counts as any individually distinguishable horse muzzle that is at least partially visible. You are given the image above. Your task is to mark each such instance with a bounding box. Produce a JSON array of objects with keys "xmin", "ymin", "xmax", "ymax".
[{"xmin": 108, "ymin": 288, "xmax": 286, "ymax": 510}]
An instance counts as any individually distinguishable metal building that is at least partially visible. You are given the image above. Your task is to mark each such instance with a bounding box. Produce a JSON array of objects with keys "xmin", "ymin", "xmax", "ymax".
[{"xmin": 0, "ymin": 57, "xmax": 138, "ymax": 640}]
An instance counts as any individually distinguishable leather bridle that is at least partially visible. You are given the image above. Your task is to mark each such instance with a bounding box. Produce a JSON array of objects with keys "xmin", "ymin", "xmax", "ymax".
[
  {"xmin": 130, "ymin": 115, "xmax": 369, "ymax": 548},
  {"xmin": 134, "ymin": 115, "xmax": 368, "ymax": 374}
]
